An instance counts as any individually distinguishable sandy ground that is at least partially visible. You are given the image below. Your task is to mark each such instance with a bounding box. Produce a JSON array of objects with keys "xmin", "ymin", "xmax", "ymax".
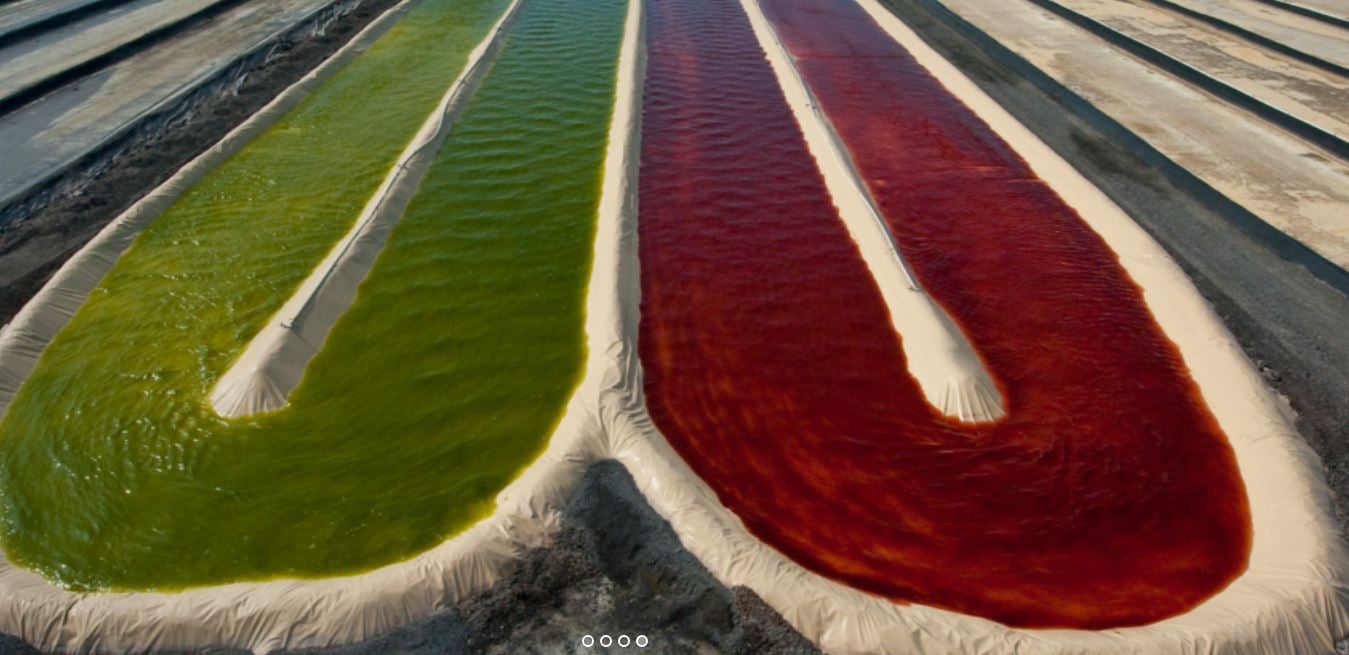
[
  {"xmin": 0, "ymin": 0, "xmax": 218, "ymax": 100},
  {"xmin": 1283, "ymin": 0, "xmax": 1349, "ymax": 22},
  {"xmin": 883, "ymin": 0, "xmax": 1349, "ymax": 535},
  {"xmin": 1167, "ymin": 0, "xmax": 1349, "ymax": 70},
  {"xmin": 0, "ymin": 0, "xmax": 379, "ymax": 322},
  {"xmin": 0, "ymin": 0, "xmax": 334, "ymax": 214},
  {"xmin": 0, "ymin": 0, "xmax": 116, "ymax": 38},
  {"xmin": 0, "ymin": 0, "xmax": 90, "ymax": 27},
  {"xmin": 932, "ymin": 0, "xmax": 1349, "ymax": 274},
  {"xmin": 1052, "ymin": 0, "xmax": 1349, "ymax": 138}
]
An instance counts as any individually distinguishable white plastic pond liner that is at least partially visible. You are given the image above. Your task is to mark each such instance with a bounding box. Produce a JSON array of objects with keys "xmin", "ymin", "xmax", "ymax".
[
  {"xmin": 208, "ymin": 0, "xmax": 524, "ymax": 418},
  {"xmin": 738, "ymin": 0, "xmax": 1004, "ymax": 424},
  {"xmin": 0, "ymin": 0, "xmax": 1345, "ymax": 651}
]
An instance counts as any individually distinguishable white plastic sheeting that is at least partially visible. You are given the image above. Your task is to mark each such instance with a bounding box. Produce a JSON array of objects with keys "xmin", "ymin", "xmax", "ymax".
[
  {"xmin": 0, "ymin": 0, "xmax": 1344, "ymax": 652},
  {"xmin": 208, "ymin": 0, "xmax": 524, "ymax": 418}
]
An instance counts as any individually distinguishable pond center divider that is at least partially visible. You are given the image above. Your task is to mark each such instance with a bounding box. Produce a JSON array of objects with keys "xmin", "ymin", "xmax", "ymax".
[
  {"xmin": 738, "ymin": 0, "xmax": 1003, "ymax": 424},
  {"xmin": 209, "ymin": 0, "xmax": 524, "ymax": 418},
  {"xmin": 0, "ymin": 0, "xmax": 625, "ymax": 595}
]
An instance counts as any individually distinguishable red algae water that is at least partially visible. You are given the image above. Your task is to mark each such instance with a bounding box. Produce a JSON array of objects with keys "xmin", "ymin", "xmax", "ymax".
[{"xmin": 638, "ymin": 0, "xmax": 1251, "ymax": 629}]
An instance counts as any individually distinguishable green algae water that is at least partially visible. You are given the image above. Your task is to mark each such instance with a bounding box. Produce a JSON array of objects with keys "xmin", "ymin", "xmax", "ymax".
[{"xmin": 0, "ymin": 0, "xmax": 625, "ymax": 590}]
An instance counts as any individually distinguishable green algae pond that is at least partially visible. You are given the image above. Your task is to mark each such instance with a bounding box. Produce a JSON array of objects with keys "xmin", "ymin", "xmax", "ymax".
[{"xmin": 0, "ymin": 0, "xmax": 625, "ymax": 591}]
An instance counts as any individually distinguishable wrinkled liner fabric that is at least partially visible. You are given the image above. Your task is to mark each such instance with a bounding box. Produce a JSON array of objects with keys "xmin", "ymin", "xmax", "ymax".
[
  {"xmin": 0, "ymin": 0, "xmax": 1343, "ymax": 652},
  {"xmin": 208, "ymin": 0, "xmax": 525, "ymax": 418}
]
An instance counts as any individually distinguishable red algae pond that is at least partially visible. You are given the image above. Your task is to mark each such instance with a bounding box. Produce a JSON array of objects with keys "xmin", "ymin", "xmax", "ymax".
[
  {"xmin": 638, "ymin": 0, "xmax": 1248, "ymax": 629},
  {"xmin": 0, "ymin": 0, "xmax": 1343, "ymax": 650}
]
